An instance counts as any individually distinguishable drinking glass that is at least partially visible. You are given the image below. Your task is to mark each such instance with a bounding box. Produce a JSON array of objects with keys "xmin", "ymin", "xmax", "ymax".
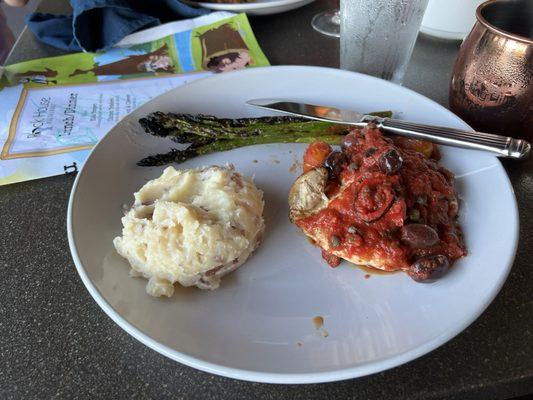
[
  {"xmin": 312, "ymin": 9, "xmax": 340, "ymax": 38},
  {"xmin": 340, "ymin": 0, "xmax": 429, "ymax": 84}
]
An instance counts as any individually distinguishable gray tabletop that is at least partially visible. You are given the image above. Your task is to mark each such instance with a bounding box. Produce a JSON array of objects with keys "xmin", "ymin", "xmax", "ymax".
[{"xmin": 1, "ymin": 1, "xmax": 533, "ymax": 399}]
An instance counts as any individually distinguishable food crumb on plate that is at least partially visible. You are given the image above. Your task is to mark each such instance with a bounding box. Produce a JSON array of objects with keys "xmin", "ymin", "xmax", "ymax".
[
  {"xmin": 297, "ymin": 342, "xmax": 302, "ymax": 347},
  {"xmin": 313, "ymin": 315, "xmax": 329, "ymax": 338},
  {"xmin": 364, "ymin": 274, "xmax": 371, "ymax": 279},
  {"xmin": 313, "ymin": 316, "xmax": 324, "ymax": 329},
  {"xmin": 252, "ymin": 160, "xmax": 258, "ymax": 163}
]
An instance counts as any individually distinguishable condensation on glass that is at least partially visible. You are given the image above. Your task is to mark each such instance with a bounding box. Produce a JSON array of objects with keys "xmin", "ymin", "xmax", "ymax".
[{"xmin": 340, "ymin": 0, "xmax": 429, "ymax": 84}]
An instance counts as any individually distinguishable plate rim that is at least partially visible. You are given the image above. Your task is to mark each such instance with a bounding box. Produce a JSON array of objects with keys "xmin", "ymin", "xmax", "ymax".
[
  {"xmin": 67, "ymin": 65, "xmax": 519, "ymax": 384},
  {"xmin": 183, "ymin": 0, "xmax": 314, "ymax": 11},
  {"xmin": 420, "ymin": 25, "xmax": 468, "ymax": 41}
]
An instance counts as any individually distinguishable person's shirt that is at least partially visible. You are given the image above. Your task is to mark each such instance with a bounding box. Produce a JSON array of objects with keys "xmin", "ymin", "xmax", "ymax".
[{"xmin": 0, "ymin": 6, "xmax": 16, "ymax": 65}]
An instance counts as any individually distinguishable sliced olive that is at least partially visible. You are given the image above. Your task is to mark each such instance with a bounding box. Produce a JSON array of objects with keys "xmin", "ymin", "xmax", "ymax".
[
  {"xmin": 400, "ymin": 223, "xmax": 439, "ymax": 248},
  {"xmin": 379, "ymin": 148, "xmax": 403, "ymax": 175},
  {"xmin": 323, "ymin": 151, "xmax": 347, "ymax": 179},
  {"xmin": 408, "ymin": 255, "xmax": 450, "ymax": 283}
]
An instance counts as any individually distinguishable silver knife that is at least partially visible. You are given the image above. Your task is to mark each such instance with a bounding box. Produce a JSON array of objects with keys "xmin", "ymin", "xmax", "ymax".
[{"xmin": 246, "ymin": 99, "xmax": 530, "ymax": 160}]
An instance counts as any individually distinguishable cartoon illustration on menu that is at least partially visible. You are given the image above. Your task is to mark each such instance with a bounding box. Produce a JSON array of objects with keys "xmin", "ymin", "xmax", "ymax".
[
  {"xmin": 69, "ymin": 44, "xmax": 175, "ymax": 80},
  {"xmin": 198, "ymin": 24, "xmax": 253, "ymax": 73}
]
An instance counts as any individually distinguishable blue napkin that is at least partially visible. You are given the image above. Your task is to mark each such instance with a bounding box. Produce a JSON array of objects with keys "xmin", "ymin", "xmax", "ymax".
[{"xmin": 26, "ymin": 0, "xmax": 210, "ymax": 52}]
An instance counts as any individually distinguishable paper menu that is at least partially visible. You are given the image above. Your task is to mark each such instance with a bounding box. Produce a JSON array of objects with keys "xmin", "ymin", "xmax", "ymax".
[
  {"xmin": 0, "ymin": 12, "xmax": 269, "ymax": 185},
  {"xmin": 1, "ymin": 73, "xmax": 211, "ymax": 160}
]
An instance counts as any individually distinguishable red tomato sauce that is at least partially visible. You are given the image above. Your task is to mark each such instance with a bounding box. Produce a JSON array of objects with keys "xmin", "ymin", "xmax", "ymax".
[{"xmin": 297, "ymin": 125, "xmax": 466, "ymax": 272}]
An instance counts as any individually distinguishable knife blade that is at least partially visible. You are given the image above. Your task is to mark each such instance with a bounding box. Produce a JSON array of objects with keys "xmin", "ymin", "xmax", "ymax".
[
  {"xmin": 245, "ymin": 99, "xmax": 530, "ymax": 159},
  {"xmin": 245, "ymin": 99, "xmax": 368, "ymax": 126}
]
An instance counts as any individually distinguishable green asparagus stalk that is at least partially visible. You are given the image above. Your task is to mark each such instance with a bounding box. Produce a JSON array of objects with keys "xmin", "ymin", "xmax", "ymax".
[
  {"xmin": 137, "ymin": 135, "xmax": 343, "ymax": 166},
  {"xmin": 140, "ymin": 112, "xmax": 349, "ymax": 140},
  {"xmin": 137, "ymin": 111, "xmax": 394, "ymax": 166}
]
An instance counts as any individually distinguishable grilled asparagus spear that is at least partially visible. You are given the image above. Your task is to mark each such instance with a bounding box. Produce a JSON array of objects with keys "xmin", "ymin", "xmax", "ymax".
[
  {"xmin": 137, "ymin": 111, "xmax": 393, "ymax": 166},
  {"xmin": 139, "ymin": 112, "xmax": 349, "ymax": 140}
]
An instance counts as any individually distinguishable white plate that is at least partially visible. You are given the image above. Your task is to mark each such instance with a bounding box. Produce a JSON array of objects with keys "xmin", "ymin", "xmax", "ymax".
[
  {"xmin": 182, "ymin": 0, "xmax": 315, "ymax": 16},
  {"xmin": 68, "ymin": 66, "xmax": 518, "ymax": 384}
]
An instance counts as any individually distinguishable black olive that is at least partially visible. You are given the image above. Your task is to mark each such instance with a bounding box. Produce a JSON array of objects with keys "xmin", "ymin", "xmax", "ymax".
[
  {"xmin": 323, "ymin": 151, "xmax": 346, "ymax": 179},
  {"xmin": 408, "ymin": 255, "xmax": 450, "ymax": 283},
  {"xmin": 400, "ymin": 224, "xmax": 439, "ymax": 248},
  {"xmin": 379, "ymin": 148, "xmax": 403, "ymax": 175}
]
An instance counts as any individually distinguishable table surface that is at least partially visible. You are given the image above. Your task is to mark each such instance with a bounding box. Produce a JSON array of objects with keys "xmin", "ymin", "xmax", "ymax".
[{"xmin": 2, "ymin": 1, "xmax": 533, "ymax": 399}]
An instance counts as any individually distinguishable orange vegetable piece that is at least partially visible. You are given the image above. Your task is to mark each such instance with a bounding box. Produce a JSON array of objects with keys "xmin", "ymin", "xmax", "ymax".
[{"xmin": 303, "ymin": 141, "xmax": 332, "ymax": 172}]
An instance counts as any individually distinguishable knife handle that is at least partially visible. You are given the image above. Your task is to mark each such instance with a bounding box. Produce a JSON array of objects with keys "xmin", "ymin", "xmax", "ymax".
[{"xmin": 361, "ymin": 115, "xmax": 530, "ymax": 160}]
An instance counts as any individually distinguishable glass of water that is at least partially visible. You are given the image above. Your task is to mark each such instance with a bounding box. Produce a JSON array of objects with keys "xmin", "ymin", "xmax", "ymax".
[{"xmin": 340, "ymin": 0, "xmax": 429, "ymax": 84}]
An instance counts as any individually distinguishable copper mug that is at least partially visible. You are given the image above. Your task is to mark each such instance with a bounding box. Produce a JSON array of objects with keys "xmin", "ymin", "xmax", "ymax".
[{"xmin": 450, "ymin": 0, "xmax": 532, "ymax": 138}]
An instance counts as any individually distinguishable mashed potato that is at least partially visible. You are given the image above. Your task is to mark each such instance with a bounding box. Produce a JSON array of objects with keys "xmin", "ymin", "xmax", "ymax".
[{"xmin": 113, "ymin": 165, "xmax": 264, "ymax": 297}]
